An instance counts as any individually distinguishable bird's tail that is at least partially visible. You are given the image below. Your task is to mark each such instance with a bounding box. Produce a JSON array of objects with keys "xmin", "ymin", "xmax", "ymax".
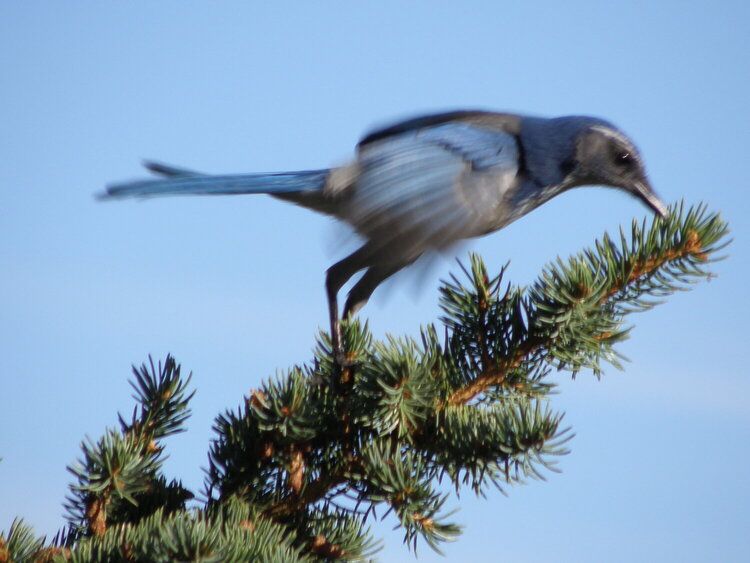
[{"xmin": 101, "ymin": 160, "xmax": 329, "ymax": 199}]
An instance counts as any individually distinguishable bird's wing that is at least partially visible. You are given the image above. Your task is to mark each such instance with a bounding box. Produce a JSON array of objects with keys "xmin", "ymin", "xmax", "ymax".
[{"xmin": 347, "ymin": 122, "xmax": 520, "ymax": 262}]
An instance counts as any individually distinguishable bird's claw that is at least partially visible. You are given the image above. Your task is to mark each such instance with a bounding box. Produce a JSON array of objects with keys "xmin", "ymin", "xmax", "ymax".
[{"xmin": 333, "ymin": 350, "xmax": 359, "ymax": 369}]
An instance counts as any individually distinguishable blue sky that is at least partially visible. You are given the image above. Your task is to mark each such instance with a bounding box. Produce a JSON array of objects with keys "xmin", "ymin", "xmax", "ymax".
[{"xmin": 1, "ymin": 2, "xmax": 748, "ymax": 561}]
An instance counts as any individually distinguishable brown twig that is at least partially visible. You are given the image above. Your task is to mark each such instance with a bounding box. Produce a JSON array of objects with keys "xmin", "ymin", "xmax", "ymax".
[
  {"xmin": 86, "ymin": 497, "xmax": 107, "ymax": 538},
  {"xmin": 310, "ymin": 534, "xmax": 346, "ymax": 559},
  {"xmin": 263, "ymin": 458, "xmax": 356, "ymax": 519}
]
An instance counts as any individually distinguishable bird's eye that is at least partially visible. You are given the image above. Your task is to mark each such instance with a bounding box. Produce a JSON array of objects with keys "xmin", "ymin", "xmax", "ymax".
[{"xmin": 616, "ymin": 152, "xmax": 634, "ymax": 166}]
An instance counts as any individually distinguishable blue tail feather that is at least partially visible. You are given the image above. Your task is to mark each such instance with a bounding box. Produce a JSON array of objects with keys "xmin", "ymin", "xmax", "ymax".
[{"xmin": 102, "ymin": 164, "xmax": 329, "ymax": 199}]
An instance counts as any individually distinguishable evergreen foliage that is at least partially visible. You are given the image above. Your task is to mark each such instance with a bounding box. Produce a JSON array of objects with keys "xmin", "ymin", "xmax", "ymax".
[{"xmin": 0, "ymin": 203, "xmax": 729, "ymax": 562}]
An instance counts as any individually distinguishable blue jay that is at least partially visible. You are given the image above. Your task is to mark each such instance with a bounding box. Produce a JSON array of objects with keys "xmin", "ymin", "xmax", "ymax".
[{"xmin": 104, "ymin": 110, "xmax": 668, "ymax": 352}]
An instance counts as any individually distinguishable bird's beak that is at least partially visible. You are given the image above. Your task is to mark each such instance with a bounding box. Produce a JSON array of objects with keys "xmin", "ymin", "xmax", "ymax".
[{"xmin": 632, "ymin": 180, "xmax": 669, "ymax": 219}]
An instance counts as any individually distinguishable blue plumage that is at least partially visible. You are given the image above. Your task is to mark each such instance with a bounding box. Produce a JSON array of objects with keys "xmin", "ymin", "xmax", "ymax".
[{"xmin": 104, "ymin": 110, "xmax": 668, "ymax": 355}]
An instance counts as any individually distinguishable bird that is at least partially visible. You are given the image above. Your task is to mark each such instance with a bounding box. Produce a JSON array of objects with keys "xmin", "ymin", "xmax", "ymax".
[{"xmin": 103, "ymin": 110, "xmax": 669, "ymax": 356}]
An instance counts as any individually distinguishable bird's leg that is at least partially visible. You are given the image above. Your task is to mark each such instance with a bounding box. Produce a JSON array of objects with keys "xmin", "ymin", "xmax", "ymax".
[
  {"xmin": 342, "ymin": 262, "xmax": 405, "ymax": 319},
  {"xmin": 325, "ymin": 244, "xmax": 372, "ymax": 379},
  {"xmin": 325, "ymin": 272, "xmax": 343, "ymax": 362}
]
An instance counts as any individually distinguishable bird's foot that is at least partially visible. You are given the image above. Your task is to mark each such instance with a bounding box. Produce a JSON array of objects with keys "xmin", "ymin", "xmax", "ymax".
[
  {"xmin": 333, "ymin": 348, "xmax": 360, "ymax": 369},
  {"xmin": 330, "ymin": 346, "xmax": 361, "ymax": 394}
]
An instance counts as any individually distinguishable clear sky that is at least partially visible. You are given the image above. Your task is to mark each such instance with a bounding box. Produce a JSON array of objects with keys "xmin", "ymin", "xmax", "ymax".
[{"xmin": 1, "ymin": 2, "xmax": 748, "ymax": 561}]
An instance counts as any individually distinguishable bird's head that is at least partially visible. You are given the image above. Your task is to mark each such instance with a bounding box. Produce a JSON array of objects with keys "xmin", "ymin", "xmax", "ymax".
[{"xmin": 565, "ymin": 121, "xmax": 669, "ymax": 218}]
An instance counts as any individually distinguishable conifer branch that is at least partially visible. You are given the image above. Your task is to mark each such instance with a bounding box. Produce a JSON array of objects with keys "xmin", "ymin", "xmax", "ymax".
[
  {"xmin": 446, "ymin": 202, "xmax": 727, "ymax": 404},
  {"xmin": 64, "ymin": 356, "xmax": 194, "ymax": 540},
  {"xmin": 2, "ymin": 202, "xmax": 728, "ymax": 560}
]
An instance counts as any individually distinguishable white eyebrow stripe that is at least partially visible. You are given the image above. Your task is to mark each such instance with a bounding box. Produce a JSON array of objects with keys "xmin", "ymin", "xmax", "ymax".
[{"xmin": 590, "ymin": 124, "xmax": 637, "ymax": 153}]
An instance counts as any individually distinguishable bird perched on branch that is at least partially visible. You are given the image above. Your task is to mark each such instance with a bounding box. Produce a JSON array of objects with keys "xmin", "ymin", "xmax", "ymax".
[{"xmin": 103, "ymin": 110, "xmax": 668, "ymax": 355}]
